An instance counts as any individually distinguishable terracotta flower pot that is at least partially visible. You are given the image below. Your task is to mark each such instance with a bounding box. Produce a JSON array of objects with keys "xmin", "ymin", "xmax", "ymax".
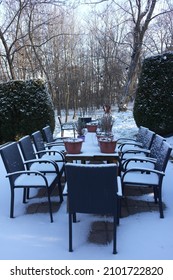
[
  {"xmin": 96, "ymin": 133, "xmax": 106, "ymax": 145},
  {"xmin": 96, "ymin": 133, "xmax": 113, "ymax": 143},
  {"xmin": 86, "ymin": 124, "xmax": 98, "ymax": 132},
  {"xmin": 64, "ymin": 138, "xmax": 83, "ymax": 154},
  {"xmin": 99, "ymin": 138, "xmax": 117, "ymax": 153}
]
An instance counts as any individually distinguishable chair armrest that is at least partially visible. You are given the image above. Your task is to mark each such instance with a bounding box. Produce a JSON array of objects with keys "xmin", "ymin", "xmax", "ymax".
[
  {"xmin": 123, "ymin": 156, "xmax": 156, "ymax": 162},
  {"xmin": 122, "ymin": 156, "xmax": 156, "ymax": 170},
  {"xmin": 119, "ymin": 141, "xmax": 142, "ymax": 145},
  {"xmin": 118, "ymin": 142, "xmax": 144, "ymax": 153},
  {"xmin": 35, "ymin": 150, "xmax": 65, "ymax": 161},
  {"xmin": 6, "ymin": 170, "xmax": 49, "ymax": 186},
  {"xmin": 120, "ymin": 148, "xmax": 150, "ymax": 159},
  {"xmin": 122, "ymin": 167, "xmax": 165, "ymax": 181},
  {"xmin": 46, "ymin": 142, "xmax": 65, "ymax": 147},
  {"xmin": 46, "ymin": 149, "xmax": 65, "ymax": 160},
  {"xmin": 24, "ymin": 159, "xmax": 60, "ymax": 172},
  {"xmin": 46, "ymin": 142, "xmax": 63, "ymax": 145},
  {"xmin": 117, "ymin": 137, "xmax": 136, "ymax": 142},
  {"xmin": 54, "ymin": 137, "xmax": 70, "ymax": 141}
]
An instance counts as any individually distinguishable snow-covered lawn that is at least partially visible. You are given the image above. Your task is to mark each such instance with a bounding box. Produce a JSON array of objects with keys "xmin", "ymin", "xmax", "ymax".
[{"xmin": 0, "ymin": 108, "xmax": 173, "ymax": 263}]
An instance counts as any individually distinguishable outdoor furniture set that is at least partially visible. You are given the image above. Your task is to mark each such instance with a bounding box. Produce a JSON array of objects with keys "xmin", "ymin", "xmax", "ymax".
[{"xmin": 0, "ymin": 124, "xmax": 172, "ymax": 254}]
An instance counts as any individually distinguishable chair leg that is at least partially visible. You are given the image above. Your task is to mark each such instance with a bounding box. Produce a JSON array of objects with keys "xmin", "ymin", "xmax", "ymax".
[
  {"xmin": 27, "ymin": 188, "xmax": 30, "ymax": 199},
  {"xmin": 158, "ymin": 187, "xmax": 164, "ymax": 218},
  {"xmin": 113, "ymin": 215, "xmax": 117, "ymax": 254},
  {"xmin": 47, "ymin": 190, "xmax": 53, "ymax": 223},
  {"xmin": 73, "ymin": 213, "xmax": 77, "ymax": 223},
  {"xmin": 61, "ymin": 130, "xmax": 64, "ymax": 137},
  {"xmin": 117, "ymin": 197, "xmax": 121, "ymax": 225},
  {"xmin": 58, "ymin": 179, "xmax": 63, "ymax": 203},
  {"xmin": 153, "ymin": 187, "xmax": 158, "ymax": 203},
  {"xmin": 23, "ymin": 188, "xmax": 27, "ymax": 203},
  {"xmin": 10, "ymin": 188, "xmax": 14, "ymax": 218},
  {"xmin": 69, "ymin": 213, "xmax": 73, "ymax": 252}
]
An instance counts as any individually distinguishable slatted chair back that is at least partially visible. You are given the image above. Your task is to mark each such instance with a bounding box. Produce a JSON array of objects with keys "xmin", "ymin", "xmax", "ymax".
[
  {"xmin": 32, "ymin": 130, "xmax": 46, "ymax": 158},
  {"xmin": 136, "ymin": 126, "xmax": 148, "ymax": 143},
  {"xmin": 155, "ymin": 141, "xmax": 172, "ymax": 172},
  {"xmin": 150, "ymin": 134, "xmax": 165, "ymax": 159},
  {"xmin": 142, "ymin": 129, "xmax": 155, "ymax": 149},
  {"xmin": 42, "ymin": 125, "xmax": 54, "ymax": 143},
  {"xmin": 19, "ymin": 135, "xmax": 37, "ymax": 162},
  {"xmin": 0, "ymin": 142, "xmax": 25, "ymax": 185},
  {"xmin": 65, "ymin": 163, "xmax": 121, "ymax": 254}
]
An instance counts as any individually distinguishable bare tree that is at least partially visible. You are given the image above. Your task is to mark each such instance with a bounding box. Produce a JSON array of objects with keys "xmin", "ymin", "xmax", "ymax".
[
  {"xmin": 118, "ymin": 0, "xmax": 157, "ymax": 110},
  {"xmin": 77, "ymin": 0, "xmax": 172, "ymax": 110}
]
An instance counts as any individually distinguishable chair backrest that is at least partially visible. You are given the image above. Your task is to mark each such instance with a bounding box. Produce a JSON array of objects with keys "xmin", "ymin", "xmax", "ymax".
[
  {"xmin": 150, "ymin": 134, "xmax": 165, "ymax": 158},
  {"xmin": 136, "ymin": 126, "xmax": 148, "ymax": 143},
  {"xmin": 0, "ymin": 142, "xmax": 25, "ymax": 184},
  {"xmin": 65, "ymin": 163, "xmax": 118, "ymax": 215},
  {"xmin": 142, "ymin": 129, "xmax": 155, "ymax": 149},
  {"xmin": 32, "ymin": 131, "xmax": 45, "ymax": 157},
  {"xmin": 19, "ymin": 135, "xmax": 37, "ymax": 162},
  {"xmin": 155, "ymin": 141, "xmax": 172, "ymax": 172},
  {"xmin": 42, "ymin": 125, "xmax": 54, "ymax": 143}
]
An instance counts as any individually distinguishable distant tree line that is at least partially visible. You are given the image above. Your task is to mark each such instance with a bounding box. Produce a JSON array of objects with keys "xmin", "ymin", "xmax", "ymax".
[{"xmin": 0, "ymin": 0, "xmax": 173, "ymax": 119}]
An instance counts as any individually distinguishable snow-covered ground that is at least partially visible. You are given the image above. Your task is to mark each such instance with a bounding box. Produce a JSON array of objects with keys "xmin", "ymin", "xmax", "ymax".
[{"xmin": 0, "ymin": 107, "xmax": 173, "ymax": 263}]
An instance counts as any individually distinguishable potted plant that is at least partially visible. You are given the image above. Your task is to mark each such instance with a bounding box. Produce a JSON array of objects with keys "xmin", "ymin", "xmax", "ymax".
[
  {"xmin": 63, "ymin": 138, "xmax": 83, "ymax": 154},
  {"xmin": 99, "ymin": 137, "xmax": 117, "ymax": 153},
  {"xmin": 96, "ymin": 132, "xmax": 114, "ymax": 145},
  {"xmin": 98, "ymin": 114, "xmax": 114, "ymax": 134},
  {"xmin": 75, "ymin": 119, "xmax": 87, "ymax": 141},
  {"xmin": 86, "ymin": 121, "xmax": 98, "ymax": 132}
]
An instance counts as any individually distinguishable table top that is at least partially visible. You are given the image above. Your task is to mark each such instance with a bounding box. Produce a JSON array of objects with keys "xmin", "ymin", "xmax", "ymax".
[{"xmin": 65, "ymin": 133, "xmax": 119, "ymax": 162}]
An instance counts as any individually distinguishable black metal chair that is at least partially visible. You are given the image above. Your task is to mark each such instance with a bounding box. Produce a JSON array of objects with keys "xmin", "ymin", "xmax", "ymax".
[
  {"xmin": 65, "ymin": 163, "xmax": 122, "ymax": 254},
  {"xmin": 19, "ymin": 135, "xmax": 64, "ymax": 174},
  {"xmin": 58, "ymin": 116, "xmax": 76, "ymax": 137},
  {"xmin": 117, "ymin": 126, "xmax": 148, "ymax": 146},
  {"xmin": 0, "ymin": 142, "xmax": 62, "ymax": 222},
  {"xmin": 42, "ymin": 125, "xmax": 67, "ymax": 147},
  {"xmin": 42, "ymin": 125, "xmax": 57, "ymax": 143},
  {"xmin": 121, "ymin": 140, "xmax": 172, "ymax": 218},
  {"xmin": 18, "ymin": 135, "xmax": 65, "ymax": 201},
  {"xmin": 121, "ymin": 134, "xmax": 165, "ymax": 171},
  {"xmin": 32, "ymin": 130, "xmax": 65, "ymax": 159},
  {"xmin": 119, "ymin": 129, "xmax": 155, "ymax": 159}
]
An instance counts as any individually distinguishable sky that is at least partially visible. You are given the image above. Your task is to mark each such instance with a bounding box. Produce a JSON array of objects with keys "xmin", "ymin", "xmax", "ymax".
[{"xmin": 0, "ymin": 107, "xmax": 173, "ymax": 279}]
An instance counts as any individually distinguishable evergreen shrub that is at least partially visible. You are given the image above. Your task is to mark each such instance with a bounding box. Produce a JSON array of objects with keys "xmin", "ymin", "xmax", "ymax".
[
  {"xmin": 0, "ymin": 79, "xmax": 55, "ymax": 143},
  {"xmin": 133, "ymin": 52, "xmax": 173, "ymax": 135}
]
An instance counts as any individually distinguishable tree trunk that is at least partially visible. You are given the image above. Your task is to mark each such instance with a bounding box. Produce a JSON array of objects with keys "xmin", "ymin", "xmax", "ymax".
[{"xmin": 118, "ymin": 0, "xmax": 157, "ymax": 111}]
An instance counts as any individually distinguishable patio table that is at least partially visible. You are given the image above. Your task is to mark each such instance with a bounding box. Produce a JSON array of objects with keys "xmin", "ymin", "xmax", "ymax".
[{"xmin": 65, "ymin": 132, "xmax": 119, "ymax": 163}]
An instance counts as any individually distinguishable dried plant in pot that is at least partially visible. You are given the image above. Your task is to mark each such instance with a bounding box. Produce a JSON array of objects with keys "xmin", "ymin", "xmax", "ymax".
[
  {"xmin": 75, "ymin": 119, "xmax": 87, "ymax": 141},
  {"xmin": 99, "ymin": 137, "xmax": 117, "ymax": 153},
  {"xmin": 98, "ymin": 114, "xmax": 115, "ymax": 134},
  {"xmin": 63, "ymin": 138, "xmax": 83, "ymax": 154}
]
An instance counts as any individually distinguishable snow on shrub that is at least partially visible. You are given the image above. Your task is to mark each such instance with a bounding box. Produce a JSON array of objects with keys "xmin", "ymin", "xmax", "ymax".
[
  {"xmin": 0, "ymin": 79, "xmax": 55, "ymax": 143},
  {"xmin": 133, "ymin": 52, "xmax": 173, "ymax": 136}
]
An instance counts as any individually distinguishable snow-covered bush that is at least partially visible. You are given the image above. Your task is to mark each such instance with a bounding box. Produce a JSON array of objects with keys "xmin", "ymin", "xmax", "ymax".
[
  {"xmin": 133, "ymin": 52, "xmax": 173, "ymax": 136},
  {"xmin": 0, "ymin": 79, "xmax": 55, "ymax": 143}
]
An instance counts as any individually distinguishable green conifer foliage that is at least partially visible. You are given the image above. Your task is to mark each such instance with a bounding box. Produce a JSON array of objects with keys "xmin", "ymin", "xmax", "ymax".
[
  {"xmin": 133, "ymin": 52, "xmax": 173, "ymax": 135},
  {"xmin": 0, "ymin": 79, "xmax": 55, "ymax": 143}
]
